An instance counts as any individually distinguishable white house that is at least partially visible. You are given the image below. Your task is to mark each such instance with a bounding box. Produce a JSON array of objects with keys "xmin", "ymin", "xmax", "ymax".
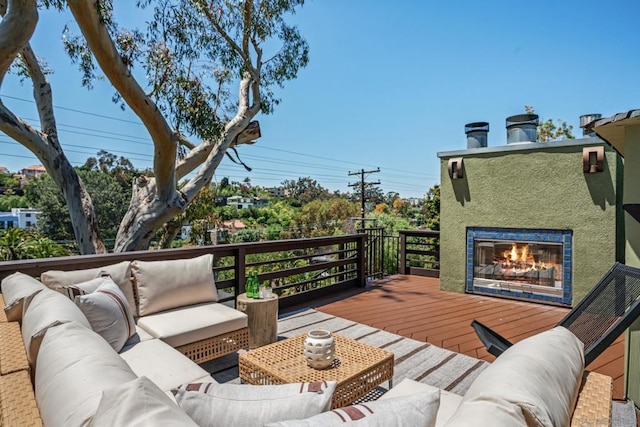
[
  {"xmin": 227, "ymin": 195, "xmax": 255, "ymax": 209},
  {"xmin": 0, "ymin": 208, "xmax": 40, "ymax": 230}
]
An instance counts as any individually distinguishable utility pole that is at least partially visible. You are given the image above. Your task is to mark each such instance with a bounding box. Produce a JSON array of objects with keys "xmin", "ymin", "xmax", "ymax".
[{"xmin": 348, "ymin": 168, "xmax": 380, "ymax": 228}]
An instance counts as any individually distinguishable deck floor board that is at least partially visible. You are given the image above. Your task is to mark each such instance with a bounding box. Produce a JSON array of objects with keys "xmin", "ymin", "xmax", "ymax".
[{"xmin": 305, "ymin": 274, "xmax": 626, "ymax": 399}]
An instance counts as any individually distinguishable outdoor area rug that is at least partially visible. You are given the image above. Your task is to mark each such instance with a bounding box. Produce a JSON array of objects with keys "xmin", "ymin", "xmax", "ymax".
[{"xmin": 204, "ymin": 308, "xmax": 489, "ymax": 396}]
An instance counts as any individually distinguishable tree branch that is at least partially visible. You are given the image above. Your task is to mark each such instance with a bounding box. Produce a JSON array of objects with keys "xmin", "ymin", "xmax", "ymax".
[
  {"xmin": 67, "ymin": 0, "xmax": 177, "ymax": 199},
  {"xmin": 0, "ymin": 0, "xmax": 38, "ymax": 86},
  {"xmin": 201, "ymin": 1, "xmax": 259, "ymax": 82},
  {"xmin": 202, "ymin": 6, "xmax": 247, "ymax": 64},
  {"xmin": 0, "ymin": 101, "xmax": 47, "ymax": 152},
  {"xmin": 20, "ymin": 44, "xmax": 58, "ymax": 138},
  {"xmin": 242, "ymin": 0, "xmax": 251, "ymax": 56}
]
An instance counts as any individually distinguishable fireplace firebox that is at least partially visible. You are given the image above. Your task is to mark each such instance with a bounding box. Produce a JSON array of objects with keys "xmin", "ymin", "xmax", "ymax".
[{"xmin": 466, "ymin": 227, "xmax": 572, "ymax": 305}]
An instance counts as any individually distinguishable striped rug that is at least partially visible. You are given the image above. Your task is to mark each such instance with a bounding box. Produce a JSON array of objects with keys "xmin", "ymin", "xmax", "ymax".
[{"xmin": 276, "ymin": 308, "xmax": 488, "ymax": 396}]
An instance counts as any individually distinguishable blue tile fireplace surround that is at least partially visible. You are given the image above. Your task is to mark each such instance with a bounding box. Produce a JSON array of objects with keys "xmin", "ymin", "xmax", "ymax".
[{"xmin": 466, "ymin": 227, "xmax": 573, "ymax": 306}]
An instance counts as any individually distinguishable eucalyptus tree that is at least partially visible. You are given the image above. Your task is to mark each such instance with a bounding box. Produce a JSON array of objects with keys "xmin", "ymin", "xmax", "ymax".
[
  {"xmin": 0, "ymin": 0, "xmax": 105, "ymax": 254},
  {"xmin": 0, "ymin": 0, "xmax": 308, "ymax": 252}
]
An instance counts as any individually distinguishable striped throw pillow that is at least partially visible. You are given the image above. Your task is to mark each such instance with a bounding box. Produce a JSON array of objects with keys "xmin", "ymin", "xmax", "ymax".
[
  {"xmin": 74, "ymin": 278, "xmax": 136, "ymax": 352},
  {"xmin": 173, "ymin": 381, "xmax": 337, "ymax": 427},
  {"xmin": 266, "ymin": 388, "xmax": 440, "ymax": 427},
  {"xmin": 60, "ymin": 276, "xmax": 110, "ymax": 300}
]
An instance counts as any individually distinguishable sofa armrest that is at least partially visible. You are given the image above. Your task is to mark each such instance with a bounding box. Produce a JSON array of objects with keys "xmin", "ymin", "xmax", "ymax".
[
  {"xmin": 0, "ymin": 370, "xmax": 43, "ymax": 426},
  {"xmin": 0, "ymin": 294, "xmax": 7, "ymax": 322},
  {"xmin": 570, "ymin": 371, "xmax": 612, "ymax": 427},
  {"xmin": 0, "ymin": 321, "xmax": 30, "ymax": 375},
  {"xmin": 0, "ymin": 320, "xmax": 42, "ymax": 426}
]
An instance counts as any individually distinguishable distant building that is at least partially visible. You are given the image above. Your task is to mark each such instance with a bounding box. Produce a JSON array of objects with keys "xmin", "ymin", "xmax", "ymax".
[
  {"xmin": 211, "ymin": 219, "xmax": 247, "ymax": 244},
  {"xmin": 0, "ymin": 212, "xmax": 18, "ymax": 230},
  {"xmin": 180, "ymin": 224, "xmax": 192, "ymax": 241},
  {"xmin": 266, "ymin": 187, "xmax": 286, "ymax": 198},
  {"xmin": 227, "ymin": 195, "xmax": 254, "ymax": 209},
  {"xmin": 0, "ymin": 208, "xmax": 40, "ymax": 230},
  {"xmin": 254, "ymin": 198, "xmax": 268, "ymax": 208},
  {"xmin": 405, "ymin": 197, "xmax": 423, "ymax": 207},
  {"xmin": 221, "ymin": 219, "xmax": 246, "ymax": 233},
  {"xmin": 20, "ymin": 165, "xmax": 46, "ymax": 179},
  {"xmin": 227, "ymin": 195, "xmax": 269, "ymax": 209},
  {"xmin": 0, "ymin": 166, "xmax": 8, "ymax": 174}
]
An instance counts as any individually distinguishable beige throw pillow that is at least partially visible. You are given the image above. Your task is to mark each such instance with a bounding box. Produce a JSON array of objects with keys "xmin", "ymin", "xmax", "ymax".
[
  {"xmin": 74, "ymin": 278, "xmax": 136, "ymax": 352},
  {"xmin": 90, "ymin": 376, "xmax": 199, "ymax": 427},
  {"xmin": 35, "ymin": 321, "xmax": 138, "ymax": 427},
  {"xmin": 40, "ymin": 261, "xmax": 135, "ymax": 314},
  {"xmin": 132, "ymin": 254, "xmax": 218, "ymax": 316},
  {"xmin": 173, "ymin": 381, "xmax": 337, "ymax": 427},
  {"xmin": 266, "ymin": 387, "xmax": 441, "ymax": 427},
  {"xmin": 21, "ymin": 288, "xmax": 91, "ymax": 366},
  {"xmin": 450, "ymin": 326, "xmax": 584, "ymax": 427},
  {"xmin": 1, "ymin": 272, "xmax": 47, "ymax": 321}
]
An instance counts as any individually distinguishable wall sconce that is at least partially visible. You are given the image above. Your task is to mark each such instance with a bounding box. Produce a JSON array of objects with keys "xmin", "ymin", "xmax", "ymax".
[
  {"xmin": 448, "ymin": 157, "xmax": 464, "ymax": 179},
  {"xmin": 582, "ymin": 146, "xmax": 604, "ymax": 173}
]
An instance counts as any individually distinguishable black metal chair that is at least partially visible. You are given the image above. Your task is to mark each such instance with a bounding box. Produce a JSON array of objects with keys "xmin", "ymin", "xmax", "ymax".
[{"xmin": 471, "ymin": 262, "xmax": 640, "ymax": 365}]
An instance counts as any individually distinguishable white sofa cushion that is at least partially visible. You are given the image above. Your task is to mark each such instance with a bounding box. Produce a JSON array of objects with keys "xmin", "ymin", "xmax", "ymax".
[
  {"xmin": 120, "ymin": 324, "xmax": 156, "ymax": 352},
  {"xmin": 40, "ymin": 261, "xmax": 135, "ymax": 314},
  {"xmin": 136, "ymin": 302, "xmax": 247, "ymax": 348},
  {"xmin": 1, "ymin": 272, "xmax": 47, "ymax": 321},
  {"xmin": 35, "ymin": 321, "xmax": 138, "ymax": 427},
  {"xmin": 74, "ymin": 278, "xmax": 136, "ymax": 352},
  {"xmin": 132, "ymin": 254, "xmax": 218, "ymax": 316},
  {"xmin": 266, "ymin": 387, "xmax": 440, "ymax": 427},
  {"xmin": 21, "ymin": 288, "xmax": 91, "ymax": 366},
  {"xmin": 443, "ymin": 398, "xmax": 529, "ymax": 426},
  {"xmin": 119, "ymin": 338, "xmax": 210, "ymax": 392},
  {"xmin": 452, "ymin": 326, "xmax": 584, "ymax": 427},
  {"xmin": 382, "ymin": 379, "xmax": 462, "ymax": 427},
  {"xmin": 91, "ymin": 376, "xmax": 199, "ymax": 427},
  {"xmin": 173, "ymin": 381, "xmax": 337, "ymax": 427}
]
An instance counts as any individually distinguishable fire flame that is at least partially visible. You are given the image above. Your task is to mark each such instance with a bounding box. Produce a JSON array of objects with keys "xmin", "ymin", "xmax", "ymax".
[{"xmin": 502, "ymin": 243, "xmax": 543, "ymax": 269}]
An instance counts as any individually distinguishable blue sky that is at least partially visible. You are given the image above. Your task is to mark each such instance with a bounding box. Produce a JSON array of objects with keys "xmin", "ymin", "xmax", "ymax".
[{"xmin": 1, "ymin": 0, "xmax": 639, "ymax": 198}]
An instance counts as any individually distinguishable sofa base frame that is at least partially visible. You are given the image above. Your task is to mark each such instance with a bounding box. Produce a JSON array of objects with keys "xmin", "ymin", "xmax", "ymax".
[{"xmin": 176, "ymin": 326, "xmax": 250, "ymax": 364}]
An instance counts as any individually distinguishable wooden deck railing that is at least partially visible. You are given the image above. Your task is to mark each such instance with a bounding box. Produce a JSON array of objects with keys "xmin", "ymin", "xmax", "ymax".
[
  {"xmin": 0, "ymin": 234, "xmax": 367, "ymax": 310},
  {"xmin": 398, "ymin": 229, "xmax": 440, "ymax": 277}
]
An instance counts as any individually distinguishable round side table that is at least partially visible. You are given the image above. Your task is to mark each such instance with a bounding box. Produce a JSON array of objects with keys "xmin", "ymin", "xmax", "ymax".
[{"xmin": 236, "ymin": 293, "xmax": 279, "ymax": 349}]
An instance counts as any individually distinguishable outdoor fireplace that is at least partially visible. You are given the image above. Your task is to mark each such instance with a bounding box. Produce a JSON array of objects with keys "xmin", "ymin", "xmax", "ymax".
[{"xmin": 466, "ymin": 227, "xmax": 572, "ymax": 305}]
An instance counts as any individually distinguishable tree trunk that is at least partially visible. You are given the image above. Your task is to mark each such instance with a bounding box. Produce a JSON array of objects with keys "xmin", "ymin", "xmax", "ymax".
[
  {"xmin": 0, "ymin": 0, "xmax": 105, "ymax": 255},
  {"xmin": 68, "ymin": 1, "xmax": 261, "ymax": 252},
  {"xmin": 158, "ymin": 219, "xmax": 184, "ymax": 249},
  {"xmin": 114, "ymin": 176, "xmax": 186, "ymax": 252}
]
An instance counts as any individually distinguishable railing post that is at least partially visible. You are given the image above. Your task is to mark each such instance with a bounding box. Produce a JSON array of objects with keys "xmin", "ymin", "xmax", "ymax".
[
  {"xmin": 236, "ymin": 247, "xmax": 246, "ymax": 297},
  {"xmin": 399, "ymin": 231, "xmax": 407, "ymax": 274},
  {"xmin": 357, "ymin": 234, "xmax": 366, "ymax": 287},
  {"xmin": 338, "ymin": 242, "xmax": 345, "ymax": 283}
]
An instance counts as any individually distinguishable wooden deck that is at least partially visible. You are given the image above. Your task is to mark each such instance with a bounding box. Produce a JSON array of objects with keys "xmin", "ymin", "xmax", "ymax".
[{"xmin": 306, "ymin": 274, "xmax": 626, "ymax": 400}]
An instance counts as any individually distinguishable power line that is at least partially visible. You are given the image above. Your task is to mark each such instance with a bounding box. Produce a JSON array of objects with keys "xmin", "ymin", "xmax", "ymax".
[
  {"xmin": 2, "ymin": 94, "xmax": 438, "ymax": 180},
  {"xmin": 1, "ymin": 94, "xmax": 143, "ymax": 125},
  {"xmin": 0, "ymin": 96, "xmax": 437, "ymax": 195}
]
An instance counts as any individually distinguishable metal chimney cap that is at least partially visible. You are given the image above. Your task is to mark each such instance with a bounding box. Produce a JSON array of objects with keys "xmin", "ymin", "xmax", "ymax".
[
  {"xmin": 465, "ymin": 122, "xmax": 490, "ymax": 134},
  {"xmin": 506, "ymin": 114, "xmax": 539, "ymax": 128},
  {"xmin": 579, "ymin": 114, "xmax": 602, "ymax": 128}
]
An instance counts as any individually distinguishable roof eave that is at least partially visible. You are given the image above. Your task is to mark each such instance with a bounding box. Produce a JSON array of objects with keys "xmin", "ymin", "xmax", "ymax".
[{"xmin": 593, "ymin": 109, "xmax": 640, "ymax": 157}]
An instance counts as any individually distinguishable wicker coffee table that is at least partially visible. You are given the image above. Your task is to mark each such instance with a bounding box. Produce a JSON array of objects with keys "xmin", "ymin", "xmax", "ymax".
[{"xmin": 239, "ymin": 333, "xmax": 394, "ymax": 409}]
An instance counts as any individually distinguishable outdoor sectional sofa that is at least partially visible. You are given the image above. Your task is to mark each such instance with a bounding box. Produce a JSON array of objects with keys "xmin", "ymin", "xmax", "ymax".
[{"xmin": 0, "ymin": 253, "xmax": 614, "ymax": 426}]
